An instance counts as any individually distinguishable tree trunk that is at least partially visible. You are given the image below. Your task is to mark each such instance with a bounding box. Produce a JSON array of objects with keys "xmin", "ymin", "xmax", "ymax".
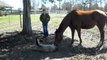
[{"xmin": 21, "ymin": 0, "xmax": 32, "ymax": 35}]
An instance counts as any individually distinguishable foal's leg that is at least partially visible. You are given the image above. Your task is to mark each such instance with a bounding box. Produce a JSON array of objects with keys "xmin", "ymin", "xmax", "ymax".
[{"xmin": 77, "ymin": 28, "xmax": 82, "ymax": 46}]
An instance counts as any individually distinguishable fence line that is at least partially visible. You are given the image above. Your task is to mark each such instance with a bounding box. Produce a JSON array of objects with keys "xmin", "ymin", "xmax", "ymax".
[{"xmin": 0, "ymin": 20, "xmax": 42, "ymax": 33}]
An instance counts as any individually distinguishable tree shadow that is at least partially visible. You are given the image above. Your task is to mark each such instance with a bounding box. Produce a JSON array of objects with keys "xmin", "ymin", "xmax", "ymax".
[
  {"xmin": 0, "ymin": 30, "xmax": 107, "ymax": 60},
  {"xmin": 15, "ymin": 31, "xmax": 107, "ymax": 60}
]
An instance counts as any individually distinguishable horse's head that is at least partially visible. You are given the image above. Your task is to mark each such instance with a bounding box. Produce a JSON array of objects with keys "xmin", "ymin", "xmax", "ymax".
[{"xmin": 54, "ymin": 29, "xmax": 63, "ymax": 46}]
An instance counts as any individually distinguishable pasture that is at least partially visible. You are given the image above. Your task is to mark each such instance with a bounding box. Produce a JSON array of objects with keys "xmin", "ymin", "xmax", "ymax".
[{"xmin": 0, "ymin": 13, "xmax": 107, "ymax": 60}]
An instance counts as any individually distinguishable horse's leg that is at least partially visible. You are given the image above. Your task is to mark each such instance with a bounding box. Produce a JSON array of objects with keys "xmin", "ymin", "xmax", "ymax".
[
  {"xmin": 69, "ymin": 26, "xmax": 75, "ymax": 45},
  {"xmin": 96, "ymin": 25, "xmax": 105, "ymax": 50},
  {"xmin": 76, "ymin": 28, "xmax": 82, "ymax": 46},
  {"xmin": 71, "ymin": 28, "xmax": 75, "ymax": 45}
]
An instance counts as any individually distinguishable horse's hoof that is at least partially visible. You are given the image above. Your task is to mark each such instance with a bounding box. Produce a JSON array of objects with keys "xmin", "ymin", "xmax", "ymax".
[
  {"xmin": 78, "ymin": 44, "xmax": 82, "ymax": 46},
  {"xmin": 96, "ymin": 45, "xmax": 103, "ymax": 51},
  {"xmin": 54, "ymin": 47, "xmax": 58, "ymax": 52}
]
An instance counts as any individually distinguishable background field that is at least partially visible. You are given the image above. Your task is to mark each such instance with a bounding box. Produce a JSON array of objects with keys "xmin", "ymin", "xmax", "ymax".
[
  {"xmin": 0, "ymin": 14, "xmax": 65, "ymax": 33},
  {"xmin": 0, "ymin": 14, "xmax": 107, "ymax": 60}
]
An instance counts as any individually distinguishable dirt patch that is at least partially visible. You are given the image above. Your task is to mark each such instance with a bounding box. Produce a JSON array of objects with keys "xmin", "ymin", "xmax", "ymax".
[{"xmin": 0, "ymin": 29, "xmax": 107, "ymax": 60}]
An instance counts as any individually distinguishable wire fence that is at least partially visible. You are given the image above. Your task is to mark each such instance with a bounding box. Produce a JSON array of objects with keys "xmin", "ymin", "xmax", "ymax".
[
  {"xmin": 0, "ymin": 14, "xmax": 42, "ymax": 34},
  {"xmin": 0, "ymin": 13, "xmax": 66, "ymax": 34}
]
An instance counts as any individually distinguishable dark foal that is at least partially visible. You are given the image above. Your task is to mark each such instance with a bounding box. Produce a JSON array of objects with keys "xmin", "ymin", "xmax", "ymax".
[{"xmin": 54, "ymin": 9, "xmax": 107, "ymax": 49}]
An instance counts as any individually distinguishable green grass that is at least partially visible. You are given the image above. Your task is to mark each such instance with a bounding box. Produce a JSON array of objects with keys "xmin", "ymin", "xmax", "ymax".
[
  {"xmin": 0, "ymin": 16, "xmax": 8, "ymax": 20},
  {"xmin": 0, "ymin": 13, "xmax": 65, "ymax": 23},
  {"xmin": 0, "ymin": 14, "xmax": 40, "ymax": 22},
  {"xmin": 0, "ymin": 15, "xmax": 20, "ymax": 21},
  {"xmin": 0, "ymin": 14, "xmax": 66, "ymax": 33}
]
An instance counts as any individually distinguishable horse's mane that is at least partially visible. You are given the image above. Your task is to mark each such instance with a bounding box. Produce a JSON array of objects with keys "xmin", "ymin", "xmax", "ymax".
[
  {"xmin": 76, "ymin": 9, "xmax": 95, "ymax": 15},
  {"xmin": 75, "ymin": 9, "xmax": 106, "ymax": 16}
]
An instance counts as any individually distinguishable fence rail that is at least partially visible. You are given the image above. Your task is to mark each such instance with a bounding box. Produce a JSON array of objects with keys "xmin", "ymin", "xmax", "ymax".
[{"xmin": 0, "ymin": 14, "xmax": 37, "ymax": 33}]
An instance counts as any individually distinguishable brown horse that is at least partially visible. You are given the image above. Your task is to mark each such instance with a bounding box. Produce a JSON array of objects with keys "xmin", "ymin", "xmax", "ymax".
[{"xmin": 54, "ymin": 9, "xmax": 107, "ymax": 49}]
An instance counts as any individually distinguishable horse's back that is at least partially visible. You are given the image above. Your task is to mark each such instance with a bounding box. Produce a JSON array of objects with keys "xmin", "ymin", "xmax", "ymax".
[
  {"xmin": 71, "ymin": 9, "xmax": 106, "ymax": 17},
  {"xmin": 75, "ymin": 9, "xmax": 95, "ymax": 15},
  {"xmin": 70, "ymin": 9, "xmax": 107, "ymax": 29}
]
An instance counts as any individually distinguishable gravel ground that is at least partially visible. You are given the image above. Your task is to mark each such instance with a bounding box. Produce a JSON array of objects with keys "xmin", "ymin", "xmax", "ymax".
[
  {"xmin": 0, "ymin": 14, "xmax": 107, "ymax": 60},
  {"xmin": 0, "ymin": 26, "xmax": 107, "ymax": 60}
]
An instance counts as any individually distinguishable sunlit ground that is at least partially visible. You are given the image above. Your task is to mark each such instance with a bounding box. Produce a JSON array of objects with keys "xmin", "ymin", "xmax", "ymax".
[{"xmin": 0, "ymin": 13, "xmax": 107, "ymax": 60}]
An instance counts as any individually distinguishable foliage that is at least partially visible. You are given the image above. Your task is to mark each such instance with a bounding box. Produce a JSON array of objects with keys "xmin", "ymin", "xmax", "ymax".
[{"xmin": 0, "ymin": 7, "xmax": 6, "ymax": 11}]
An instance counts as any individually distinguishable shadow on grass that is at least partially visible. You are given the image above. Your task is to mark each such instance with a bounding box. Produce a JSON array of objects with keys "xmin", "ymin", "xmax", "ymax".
[{"xmin": 0, "ymin": 30, "xmax": 107, "ymax": 60}]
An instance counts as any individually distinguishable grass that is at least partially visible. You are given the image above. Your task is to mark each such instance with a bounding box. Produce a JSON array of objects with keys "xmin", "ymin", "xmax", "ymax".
[
  {"xmin": 0, "ymin": 15, "xmax": 20, "ymax": 21},
  {"xmin": 0, "ymin": 13, "xmax": 66, "ymax": 33}
]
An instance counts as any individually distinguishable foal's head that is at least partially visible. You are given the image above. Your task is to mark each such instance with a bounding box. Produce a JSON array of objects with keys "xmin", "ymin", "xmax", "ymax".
[{"xmin": 54, "ymin": 29, "xmax": 63, "ymax": 46}]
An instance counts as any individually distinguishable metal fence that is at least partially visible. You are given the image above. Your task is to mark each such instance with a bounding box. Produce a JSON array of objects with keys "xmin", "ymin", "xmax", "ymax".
[{"xmin": 0, "ymin": 14, "xmax": 41, "ymax": 34}]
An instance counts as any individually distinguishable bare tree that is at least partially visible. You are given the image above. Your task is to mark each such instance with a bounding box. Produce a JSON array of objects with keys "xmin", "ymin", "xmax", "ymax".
[
  {"xmin": 57, "ymin": 0, "xmax": 62, "ymax": 13},
  {"xmin": 21, "ymin": 0, "xmax": 32, "ymax": 35},
  {"xmin": 73, "ymin": 4, "xmax": 83, "ymax": 10},
  {"xmin": 51, "ymin": 4, "xmax": 58, "ymax": 12},
  {"xmin": 88, "ymin": 0, "xmax": 93, "ymax": 9},
  {"xmin": 49, "ymin": 0, "xmax": 55, "ymax": 3},
  {"xmin": 62, "ymin": 2, "xmax": 72, "ymax": 13},
  {"xmin": 104, "ymin": 4, "xmax": 107, "ymax": 12},
  {"xmin": 91, "ymin": 3, "xmax": 99, "ymax": 9}
]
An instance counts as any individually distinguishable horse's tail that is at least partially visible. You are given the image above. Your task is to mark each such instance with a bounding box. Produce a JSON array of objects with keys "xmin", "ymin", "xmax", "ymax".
[
  {"xmin": 105, "ymin": 12, "xmax": 107, "ymax": 28},
  {"xmin": 106, "ymin": 19, "xmax": 107, "ymax": 28},
  {"xmin": 106, "ymin": 16, "xmax": 107, "ymax": 28}
]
